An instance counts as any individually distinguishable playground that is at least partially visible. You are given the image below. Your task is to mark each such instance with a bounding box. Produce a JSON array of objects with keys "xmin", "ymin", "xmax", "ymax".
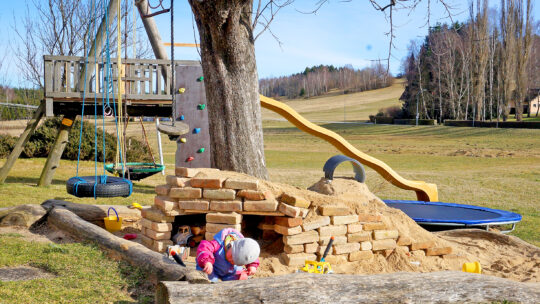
[{"xmin": 0, "ymin": 0, "xmax": 539, "ymax": 303}]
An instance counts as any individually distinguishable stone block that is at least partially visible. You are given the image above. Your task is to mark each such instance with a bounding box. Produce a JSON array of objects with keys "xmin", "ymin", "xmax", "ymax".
[
  {"xmin": 283, "ymin": 230, "xmax": 319, "ymax": 245},
  {"xmin": 302, "ymin": 216, "xmax": 330, "ymax": 232},
  {"xmin": 140, "ymin": 218, "xmax": 172, "ymax": 232},
  {"xmin": 274, "ymin": 224, "xmax": 302, "ymax": 236},
  {"xmin": 206, "ymin": 212, "xmax": 242, "ymax": 224},
  {"xmin": 206, "ymin": 223, "xmax": 241, "ymax": 233},
  {"xmin": 371, "ymin": 239, "xmax": 397, "ymax": 251},
  {"xmin": 166, "ymin": 175, "xmax": 189, "ymax": 187},
  {"xmin": 280, "ymin": 253, "xmax": 316, "ymax": 266},
  {"xmin": 397, "ymin": 236, "xmax": 412, "ymax": 246},
  {"xmin": 442, "ymin": 254, "xmax": 460, "ymax": 260},
  {"xmin": 299, "ymin": 208, "xmax": 310, "ymax": 218},
  {"xmin": 145, "ymin": 227, "xmax": 171, "ymax": 240},
  {"xmin": 357, "ymin": 213, "xmax": 382, "ymax": 223},
  {"xmin": 280, "ymin": 193, "xmax": 311, "ymax": 208},
  {"xmin": 362, "ymin": 222, "xmax": 386, "ymax": 231},
  {"xmin": 141, "ymin": 207, "xmax": 174, "ymax": 223},
  {"xmin": 319, "ymin": 235, "xmax": 347, "ymax": 245},
  {"xmin": 349, "ymin": 250, "xmax": 374, "ymax": 261},
  {"xmin": 332, "ymin": 215, "xmax": 358, "ymax": 225},
  {"xmin": 203, "ymin": 189, "xmax": 236, "ymax": 200},
  {"xmin": 410, "ymin": 241, "xmax": 436, "ymax": 251},
  {"xmin": 411, "ymin": 250, "xmax": 426, "ymax": 257},
  {"xmin": 190, "ymin": 178, "xmax": 224, "ymax": 189},
  {"xmin": 274, "ymin": 217, "xmax": 303, "ymax": 227},
  {"xmin": 322, "ymin": 254, "xmax": 348, "ymax": 264},
  {"xmin": 210, "ymin": 200, "xmax": 243, "ymax": 212},
  {"xmin": 162, "ymin": 209, "xmax": 184, "ymax": 216},
  {"xmin": 373, "ymin": 230, "xmax": 399, "ymax": 240},
  {"xmin": 425, "ymin": 247, "xmax": 453, "ymax": 256},
  {"xmin": 223, "ymin": 179, "xmax": 259, "ymax": 190},
  {"xmin": 333, "ymin": 243, "xmax": 360, "ymax": 255},
  {"xmin": 284, "ymin": 244, "xmax": 304, "ymax": 254},
  {"xmin": 360, "ymin": 241, "xmax": 373, "ymax": 251},
  {"xmin": 152, "ymin": 240, "xmax": 173, "ymax": 253},
  {"xmin": 278, "ymin": 202, "xmax": 302, "ymax": 218},
  {"xmin": 154, "ymin": 196, "xmax": 178, "ymax": 212},
  {"xmin": 155, "ymin": 184, "xmax": 171, "ymax": 196},
  {"xmin": 257, "ymin": 222, "xmax": 275, "ymax": 230},
  {"xmin": 140, "ymin": 234, "xmax": 153, "ymax": 248},
  {"xmin": 318, "ymin": 205, "xmax": 351, "ymax": 216},
  {"xmin": 175, "ymin": 167, "xmax": 200, "ymax": 177},
  {"xmin": 347, "ymin": 223, "xmax": 363, "ymax": 234},
  {"xmin": 205, "ymin": 232, "xmax": 215, "ymax": 240},
  {"xmin": 397, "ymin": 246, "xmax": 410, "ymax": 253},
  {"xmin": 178, "ymin": 200, "xmax": 209, "ymax": 211},
  {"xmin": 237, "ymin": 190, "xmax": 273, "ymax": 201},
  {"xmin": 382, "ymin": 249, "xmax": 394, "ymax": 258},
  {"xmin": 244, "ymin": 199, "xmax": 278, "ymax": 212},
  {"xmin": 347, "ymin": 231, "xmax": 371, "ymax": 243},
  {"xmin": 318, "ymin": 225, "xmax": 347, "ymax": 237},
  {"xmin": 304, "ymin": 243, "xmax": 319, "ymax": 253},
  {"xmin": 169, "ymin": 187, "xmax": 202, "ymax": 199}
]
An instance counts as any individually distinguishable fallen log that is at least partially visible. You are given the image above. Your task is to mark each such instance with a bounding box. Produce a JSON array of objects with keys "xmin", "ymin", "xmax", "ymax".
[
  {"xmin": 0, "ymin": 204, "xmax": 47, "ymax": 227},
  {"xmin": 47, "ymin": 206, "xmax": 208, "ymax": 283},
  {"xmin": 156, "ymin": 272, "xmax": 540, "ymax": 304},
  {"xmin": 41, "ymin": 199, "xmax": 141, "ymax": 225}
]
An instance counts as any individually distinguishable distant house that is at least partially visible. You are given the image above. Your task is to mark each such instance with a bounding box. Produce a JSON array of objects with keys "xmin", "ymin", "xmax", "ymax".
[{"xmin": 529, "ymin": 95, "xmax": 540, "ymax": 115}]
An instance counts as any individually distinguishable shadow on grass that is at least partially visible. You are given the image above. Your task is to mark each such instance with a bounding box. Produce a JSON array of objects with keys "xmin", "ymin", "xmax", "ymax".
[{"xmin": 4, "ymin": 176, "xmax": 67, "ymax": 186}]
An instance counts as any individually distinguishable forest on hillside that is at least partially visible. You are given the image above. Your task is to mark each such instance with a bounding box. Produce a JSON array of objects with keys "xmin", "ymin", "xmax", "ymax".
[
  {"xmin": 400, "ymin": 0, "xmax": 539, "ymax": 122},
  {"xmin": 259, "ymin": 63, "xmax": 393, "ymax": 99}
]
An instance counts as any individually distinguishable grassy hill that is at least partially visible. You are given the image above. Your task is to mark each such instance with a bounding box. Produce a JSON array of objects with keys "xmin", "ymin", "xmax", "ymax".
[{"xmin": 261, "ymin": 78, "xmax": 405, "ymax": 122}]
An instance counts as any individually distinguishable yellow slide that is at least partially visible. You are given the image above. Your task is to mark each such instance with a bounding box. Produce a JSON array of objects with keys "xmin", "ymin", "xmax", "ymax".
[{"xmin": 260, "ymin": 95, "xmax": 438, "ymax": 202}]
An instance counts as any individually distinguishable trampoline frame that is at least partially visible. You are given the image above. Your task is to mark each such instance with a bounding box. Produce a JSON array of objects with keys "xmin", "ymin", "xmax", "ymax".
[{"xmin": 383, "ymin": 200, "xmax": 522, "ymax": 234}]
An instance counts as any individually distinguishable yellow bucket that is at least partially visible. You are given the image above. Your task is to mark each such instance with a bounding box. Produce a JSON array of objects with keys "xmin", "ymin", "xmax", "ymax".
[
  {"xmin": 462, "ymin": 262, "xmax": 481, "ymax": 274},
  {"xmin": 104, "ymin": 207, "xmax": 123, "ymax": 232}
]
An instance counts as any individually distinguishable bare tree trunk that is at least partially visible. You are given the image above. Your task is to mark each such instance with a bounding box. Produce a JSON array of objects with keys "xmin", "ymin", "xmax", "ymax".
[{"xmin": 189, "ymin": 1, "xmax": 268, "ymax": 179}]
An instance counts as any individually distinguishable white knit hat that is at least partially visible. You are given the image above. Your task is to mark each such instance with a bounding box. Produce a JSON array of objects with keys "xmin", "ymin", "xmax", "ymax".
[{"xmin": 230, "ymin": 238, "xmax": 260, "ymax": 266}]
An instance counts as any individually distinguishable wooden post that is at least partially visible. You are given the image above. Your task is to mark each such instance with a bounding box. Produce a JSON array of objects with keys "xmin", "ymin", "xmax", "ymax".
[
  {"xmin": 0, "ymin": 102, "xmax": 45, "ymax": 184},
  {"xmin": 37, "ymin": 114, "xmax": 77, "ymax": 187}
]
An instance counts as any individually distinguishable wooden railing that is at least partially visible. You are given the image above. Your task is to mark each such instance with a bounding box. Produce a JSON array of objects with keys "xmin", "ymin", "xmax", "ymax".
[{"xmin": 44, "ymin": 55, "xmax": 199, "ymax": 104}]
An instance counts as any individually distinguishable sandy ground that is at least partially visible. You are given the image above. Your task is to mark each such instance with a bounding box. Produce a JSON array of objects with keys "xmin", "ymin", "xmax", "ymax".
[{"xmin": 0, "ymin": 171, "xmax": 538, "ymax": 283}]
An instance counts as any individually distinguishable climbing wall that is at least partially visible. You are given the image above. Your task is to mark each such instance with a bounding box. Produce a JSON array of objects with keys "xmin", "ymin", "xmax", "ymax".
[{"xmin": 174, "ymin": 65, "xmax": 211, "ymax": 169}]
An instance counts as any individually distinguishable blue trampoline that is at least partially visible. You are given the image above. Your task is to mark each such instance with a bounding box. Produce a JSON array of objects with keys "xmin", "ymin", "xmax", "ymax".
[{"xmin": 383, "ymin": 200, "xmax": 522, "ymax": 233}]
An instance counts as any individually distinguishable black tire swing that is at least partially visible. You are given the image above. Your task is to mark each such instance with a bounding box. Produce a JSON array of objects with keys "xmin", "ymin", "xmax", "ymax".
[{"xmin": 66, "ymin": 1, "xmax": 132, "ymax": 198}]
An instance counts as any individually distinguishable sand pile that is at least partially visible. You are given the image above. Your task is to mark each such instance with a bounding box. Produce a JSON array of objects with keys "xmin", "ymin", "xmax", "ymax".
[{"xmin": 225, "ymin": 174, "xmax": 539, "ymax": 283}]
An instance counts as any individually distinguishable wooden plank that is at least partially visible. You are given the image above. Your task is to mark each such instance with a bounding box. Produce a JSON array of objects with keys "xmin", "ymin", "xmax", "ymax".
[
  {"xmin": 64, "ymin": 61, "xmax": 70, "ymax": 92},
  {"xmin": 0, "ymin": 103, "xmax": 45, "ymax": 183},
  {"xmin": 54, "ymin": 61, "xmax": 61, "ymax": 92},
  {"xmin": 44, "ymin": 60, "xmax": 53, "ymax": 96},
  {"xmin": 38, "ymin": 113, "xmax": 77, "ymax": 187},
  {"xmin": 156, "ymin": 64, "xmax": 162, "ymax": 95},
  {"xmin": 149, "ymin": 65, "xmax": 154, "ymax": 95},
  {"xmin": 44, "ymin": 55, "xmax": 200, "ymax": 66}
]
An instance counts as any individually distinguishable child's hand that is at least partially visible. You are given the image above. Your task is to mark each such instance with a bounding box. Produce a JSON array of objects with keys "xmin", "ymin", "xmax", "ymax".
[
  {"xmin": 203, "ymin": 262, "xmax": 213, "ymax": 275},
  {"xmin": 247, "ymin": 266, "xmax": 257, "ymax": 275}
]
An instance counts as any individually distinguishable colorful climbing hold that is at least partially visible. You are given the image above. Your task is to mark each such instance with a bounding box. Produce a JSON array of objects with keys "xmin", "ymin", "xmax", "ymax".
[
  {"xmin": 180, "ymin": 138, "xmax": 187, "ymax": 143},
  {"xmin": 186, "ymin": 156, "xmax": 194, "ymax": 162},
  {"xmin": 197, "ymin": 104, "xmax": 206, "ymax": 110},
  {"xmin": 180, "ymin": 115, "xmax": 185, "ymax": 121},
  {"xmin": 197, "ymin": 76, "xmax": 204, "ymax": 82},
  {"xmin": 178, "ymin": 88, "xmax": 186, "ymax": 94},
  {"xmin": 193, "ymin": 128, "xmax": 201, "ymax": 134},
  {"xmin": 197, "ymin": 148, "xmax": 205, "ymax": 153}
]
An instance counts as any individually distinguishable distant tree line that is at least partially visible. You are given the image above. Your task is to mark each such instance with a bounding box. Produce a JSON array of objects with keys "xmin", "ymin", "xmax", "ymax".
[
  {"xmin": 259, "ymin": 63, "xmax": 393, "ymax": 99},
  {"xmin": 0, "ymin": 87, "xmax": 42, "ymax": 120},
  {"xmin": 401, "ymin": 0, "xmax": 538, "ymax": 122}
]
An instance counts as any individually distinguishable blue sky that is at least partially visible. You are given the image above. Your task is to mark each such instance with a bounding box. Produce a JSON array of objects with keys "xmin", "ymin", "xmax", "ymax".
[{"xmin": 1, "ymin": 0, "xmax": 536, "ymax": 87}]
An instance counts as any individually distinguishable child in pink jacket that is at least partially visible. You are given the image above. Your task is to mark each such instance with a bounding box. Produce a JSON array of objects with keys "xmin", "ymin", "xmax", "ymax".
[{"xmin": 196, "ymin": 228, "xmax": 260, "ymax": 282}]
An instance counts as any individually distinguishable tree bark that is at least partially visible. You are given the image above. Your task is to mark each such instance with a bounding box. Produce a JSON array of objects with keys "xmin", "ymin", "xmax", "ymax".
[
  {"xmin": 155, "ymin": 272, "xmax": 540, "ymax": 304},
  {"xmin": 188, "ymin": 0, "xmax": 268, "ymax": 179},
  {"xmin": 41, "ymin": 199, "xmax": 142, "ymax": 226},
  {"xmin": 0, "ymin": 204, "xmax": 47, "ymax": 227},
  {"xmin": 47, "ymin": 206, "xmax": 208, "ymax": 283}
]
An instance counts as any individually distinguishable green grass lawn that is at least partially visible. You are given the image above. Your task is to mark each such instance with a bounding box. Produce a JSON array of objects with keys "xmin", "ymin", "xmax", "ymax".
[{"xmin": 0, "ymin": 83, "xmax": 539, "ymax": 302}]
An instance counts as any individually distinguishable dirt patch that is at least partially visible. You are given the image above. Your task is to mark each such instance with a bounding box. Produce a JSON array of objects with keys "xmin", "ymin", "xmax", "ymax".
[{"xmin": 0, "ymin": 266, "xmax": 55, "ymax": 281}]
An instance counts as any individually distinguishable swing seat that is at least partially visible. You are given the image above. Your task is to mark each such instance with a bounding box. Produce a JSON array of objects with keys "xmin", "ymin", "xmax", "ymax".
[
  {"xmin": 104, "ymin": 163, "xmax": 165, "ymax": 181},
  {"xmin": 66, "ymin": 176, "xmax": 133, "ymax": 198}
]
